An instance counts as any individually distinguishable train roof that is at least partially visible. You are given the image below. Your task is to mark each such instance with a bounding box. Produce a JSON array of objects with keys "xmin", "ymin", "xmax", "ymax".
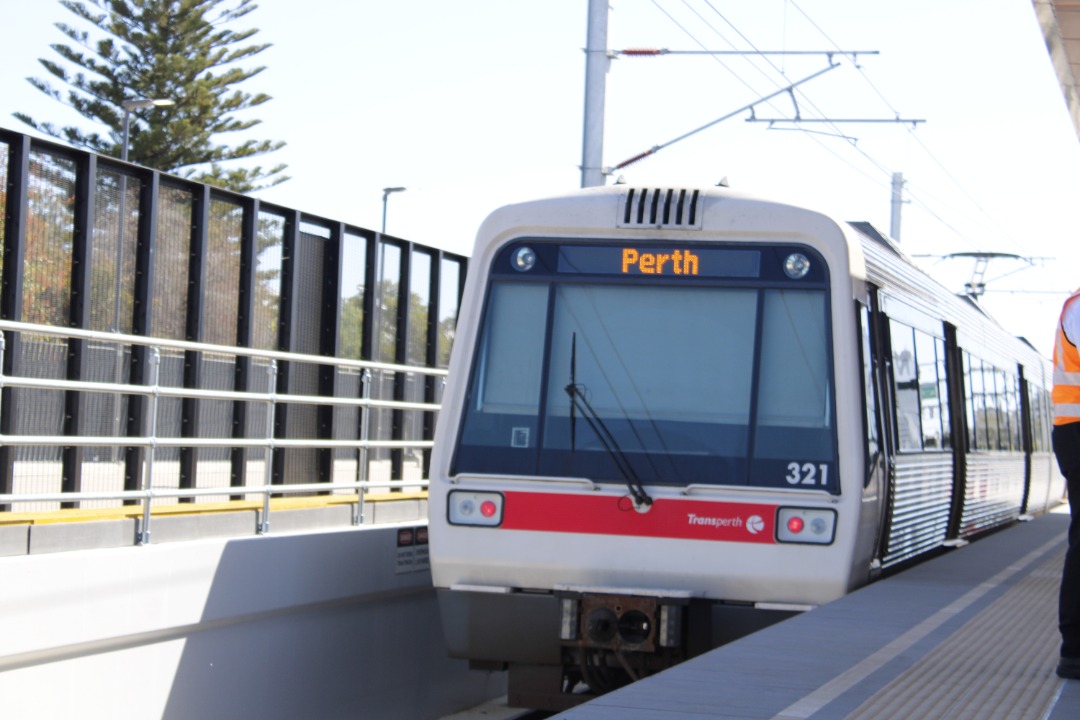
[{"xmin": 845, "ymin": 218, "xmax": 1050, "ymax": 384}]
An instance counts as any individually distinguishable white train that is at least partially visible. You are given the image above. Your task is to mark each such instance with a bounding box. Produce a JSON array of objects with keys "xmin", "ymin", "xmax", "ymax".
[{"xmin": 427, "ymin": 185, "xmax": 1064, "ymax": 711}]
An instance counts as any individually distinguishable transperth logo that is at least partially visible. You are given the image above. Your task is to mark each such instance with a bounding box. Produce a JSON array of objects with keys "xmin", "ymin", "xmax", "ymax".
[{"xmin": 686, "ymin": 513, "xmax": 765, "ymax": 535}]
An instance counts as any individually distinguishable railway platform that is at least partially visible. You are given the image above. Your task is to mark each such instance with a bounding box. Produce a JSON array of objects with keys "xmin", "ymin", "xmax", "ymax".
[{"xmin": 552, "ymin": 508, "xmax": 1080, "ymax": 720}]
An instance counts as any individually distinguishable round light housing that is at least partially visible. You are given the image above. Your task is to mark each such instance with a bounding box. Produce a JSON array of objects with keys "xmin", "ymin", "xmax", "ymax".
[
  {"xmin": 480, "ymin": 500, "xmax": 498, "ymax": 518},
  {"xmin": 458, "ymin": 499, "xmax": 475, "ymax": 516},
  {"xmin": 783, "ymin": 253, "xmax": 811, "ymax": 279},
  {"xmin": 512, "ymin": 246, "xmax": 536, "ymax": 272},
  {"xmin": 787, "ymin": 516, "xmax": 805, "ymax": 534}
]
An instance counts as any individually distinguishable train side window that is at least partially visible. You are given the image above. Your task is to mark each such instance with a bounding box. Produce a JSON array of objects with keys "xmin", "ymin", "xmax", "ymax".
[
  {"xmin": 1039, "ymin": 388, "xmax": 1053, "ymax": 451},
  {"xmin": 914, "ymin": 329, "xmax": 946, "ymax": 449},
  {"xmin": 889, "ymin": 319, "xmax": 950, "ymax": 452},
  {"xmin": 1008, "ymin": 375, "xmax": 1023, "ymax": 451},
  {"xmin": 889, "ymin": 320, "xmax": 923, "ymax": 451},
  {"xmin": 965, "ymin": 354, "xmax": 987, "ymax": 450},
  {"xmin": 972, "ymin": 354, "xmax": 980, "ymax": 451},
  {"xmin": 1031, "ymin": 386, "xmax": 1050, "ymax": 453},
  {"xmin": 859, "ymin": 303, "xmax": 880, "ymax": 485},
  {"xmin": 998, "ymin": 370, "xmax": 1013, "ymax": 451},
  {"xmin": 936, "ymin": 336, "xmax": 951, "ymax": 449},
  {"xmin": 1028, "ymin": 384, "xmax": 1042, "ymax": 452},
  {"xmin": 1000, "ymin": 369, "xmax": 1018, "ymax": 451},
  {"xmin": 961, "ymin": 351, "xmax": 1022, "ymax": 453},
  {"xmin": 987, "ymin": 367, "xmax": 1004, "ymax": 450}
]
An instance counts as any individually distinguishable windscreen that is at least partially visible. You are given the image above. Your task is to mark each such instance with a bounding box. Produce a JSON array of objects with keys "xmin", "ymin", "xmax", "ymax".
[{"xmin": 453, "ymin": 241, "xmax": 837, "ymax": 492}]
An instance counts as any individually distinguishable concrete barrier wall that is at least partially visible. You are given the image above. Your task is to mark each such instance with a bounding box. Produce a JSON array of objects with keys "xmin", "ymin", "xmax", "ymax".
[{"xmin": 0, "ymin": 524, "xmax": 505, "ymax": 719}]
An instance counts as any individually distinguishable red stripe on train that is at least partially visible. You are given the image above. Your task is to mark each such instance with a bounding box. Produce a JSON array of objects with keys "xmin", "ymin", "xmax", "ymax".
[{"xmin": 499, "ymin": 491, "xmax": 777, "ymax": 544}]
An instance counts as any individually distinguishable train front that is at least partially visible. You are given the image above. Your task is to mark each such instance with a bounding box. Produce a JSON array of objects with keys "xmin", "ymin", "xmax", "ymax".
[{"xmin": 428, "ymin": 185, "xmax": 871, "ymax": 709}]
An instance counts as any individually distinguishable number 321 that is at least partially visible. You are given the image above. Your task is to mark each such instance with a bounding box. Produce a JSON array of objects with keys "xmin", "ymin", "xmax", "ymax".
[{"xmin": 785, "ymin": 462, "xmax": 829, "ymax": 486}]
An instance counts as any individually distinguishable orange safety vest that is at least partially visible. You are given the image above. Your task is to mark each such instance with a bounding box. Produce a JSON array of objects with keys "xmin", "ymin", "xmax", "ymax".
[{"xmin": 1054, "ymin": 288, "xmax": 1080, "ymax": 425}]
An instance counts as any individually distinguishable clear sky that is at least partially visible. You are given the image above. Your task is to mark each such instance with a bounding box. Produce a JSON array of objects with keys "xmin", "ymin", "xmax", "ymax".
[{"xmin": 2, "ymin": 0, "xmax": 1079, "ymax": 357}]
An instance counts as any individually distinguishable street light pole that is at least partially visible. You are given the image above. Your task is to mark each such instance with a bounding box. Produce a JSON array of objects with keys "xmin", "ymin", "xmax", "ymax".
[
  {"xmin": 375, "ymin": 187, "xmax": 405, "ymax": 371},
  {"xmin": 381, "ymin": 186, "xmax": 406, "ymax": 234},
  {"xmin": 114, "ymin": 97, "xmax": 173, "ymax": 452}
]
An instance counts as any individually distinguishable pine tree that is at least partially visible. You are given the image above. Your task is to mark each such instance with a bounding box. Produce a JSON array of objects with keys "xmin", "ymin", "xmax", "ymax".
[{"xmin": 15, "ymin": 0, "xmax": 288, "ymax": 193}]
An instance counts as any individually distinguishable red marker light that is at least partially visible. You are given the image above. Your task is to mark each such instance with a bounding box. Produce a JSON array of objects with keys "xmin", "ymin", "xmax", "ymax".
[
  {"xmin": 480, "ymin": 500, "xmax": 498, "ymax": 518},
  {"xmin": 787, "ymin": 516, "xmax": 805, "ymax": 534}
]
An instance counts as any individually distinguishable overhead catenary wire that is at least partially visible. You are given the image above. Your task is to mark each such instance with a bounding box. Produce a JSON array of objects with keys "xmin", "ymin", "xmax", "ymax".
[
  {"xmin": 640, "ymin": 0, "xmax": 900, "ymax": 193},
  {"xmin": 625, "ymin": 0, "xmax": 870, "ymax": 172},
  {"xmin": 695, "ymin": 2, "xmax": 1010, "ymax": 253},
  {"xmin": 784, "ymin": 0, "xmax": 1026, "ymax": 255},
  {"xmin": 610, "ymin": 62, "xmax": 840, "ymax": 170},
  {"xmin": 635, "ymin": 0, "xmax": 1026, "ymax": 271}
]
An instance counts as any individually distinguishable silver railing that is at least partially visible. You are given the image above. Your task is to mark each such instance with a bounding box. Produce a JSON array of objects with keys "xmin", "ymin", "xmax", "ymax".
[{"xmin": 0, "ymin": 320, "xmax": 445, "ymax": 543}]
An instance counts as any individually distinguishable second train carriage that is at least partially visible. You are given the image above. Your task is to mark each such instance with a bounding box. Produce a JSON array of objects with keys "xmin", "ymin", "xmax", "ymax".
[{"xmin": 427, "ymin": 185, "xmax": 1064, "ymax": 710}]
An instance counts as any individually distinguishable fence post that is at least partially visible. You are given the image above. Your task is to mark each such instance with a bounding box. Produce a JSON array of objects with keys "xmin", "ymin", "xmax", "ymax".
[
  {"xmin": 0, "ymin": 332, "xmax": 4, "ymax": 511},
  {"xmin": 260, "ymin": 359, "xmax": 278, "ymax": 534},
  {"xmin": 139, "ymin": 347, "xmax": 161, "ymax": 545},
  {"xmin": 355, "ymin": 368, "xmax": 372, "ymax": 525}
]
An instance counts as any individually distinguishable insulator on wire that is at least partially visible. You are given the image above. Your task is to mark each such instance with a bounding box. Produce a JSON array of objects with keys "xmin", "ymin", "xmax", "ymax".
[{"xmin": 614, "ymin": 150, "xmax": 655, "ymax": 170}]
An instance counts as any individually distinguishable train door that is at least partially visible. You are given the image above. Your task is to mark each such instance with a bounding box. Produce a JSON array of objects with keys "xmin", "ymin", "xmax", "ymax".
[
  {"xmin": 1018, "ymin": 367, "xmax": 1034, "ymax": 514},
  {"xmin": 857, "ymin": 290, "xmax": 891, "ymax": 576},
  {"xmin": 876, "ymin": 298, "xmax": 957, "ymax": 566},
  {"xmin": 943, "ymin": 324, "xmax": 969, "ymax": 541}
]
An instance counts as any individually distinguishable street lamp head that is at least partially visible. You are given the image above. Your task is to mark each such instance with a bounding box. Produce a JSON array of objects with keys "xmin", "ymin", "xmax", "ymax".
[
  {"xmin": 121, "ymin": 97, "xmax": 175, "ymax": 162},
  {"xmin": 122, "ymin": 98, "xmax": 176, "ymax": 111},
  {"xmin": 381, "ymin": 187, "xmax": 407, "ymax": 233}
]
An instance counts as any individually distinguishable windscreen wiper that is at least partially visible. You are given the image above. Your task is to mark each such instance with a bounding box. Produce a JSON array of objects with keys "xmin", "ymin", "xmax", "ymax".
[{"xmin": 566, "ymin": 333, "xmax": 653, "ymax": 507}]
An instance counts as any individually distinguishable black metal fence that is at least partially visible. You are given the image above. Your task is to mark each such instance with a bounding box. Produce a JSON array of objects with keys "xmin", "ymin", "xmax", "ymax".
[{"xmin": 0, "ymin": 127, "xmax": 466, "ymax": 509}]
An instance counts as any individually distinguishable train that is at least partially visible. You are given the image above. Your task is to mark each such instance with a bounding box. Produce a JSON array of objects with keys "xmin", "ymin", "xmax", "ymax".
[{"xmin": 426, "ymin": 184, "xmax": 1065, "ymax": 711}]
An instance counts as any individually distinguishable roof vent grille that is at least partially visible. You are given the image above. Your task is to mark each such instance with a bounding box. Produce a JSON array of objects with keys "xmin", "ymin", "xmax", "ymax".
[{"xmin": 617, "ymin": 188, "xmax": 703, "ymax": 229}]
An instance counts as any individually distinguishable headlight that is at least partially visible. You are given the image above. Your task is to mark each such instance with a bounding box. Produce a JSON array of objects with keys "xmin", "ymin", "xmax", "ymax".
[
  {"xmin": 447, "ymin": 490, "xmax": 504, "ymax": 526},
  {"xmin": 776, "ymin": 507, "xmax": 836, "ymax": 544},
  {"xmin": 783, "ymin": 252, "xmax": 811, "ymax": 279},
  {"xmin": 512, "ymin": 246, "xmax": 536, "ymax": 272}
]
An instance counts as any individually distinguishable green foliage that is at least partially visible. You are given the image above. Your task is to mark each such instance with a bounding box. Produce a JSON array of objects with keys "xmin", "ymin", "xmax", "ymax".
[
  {"xmin": 24, "ymin": 154, "xmax": 77, "ymax": 326},
  {"xmin": 15, "ymin": 0, "xmax": 288, "ymax": 193},
  {"xmin": 338, "ymin": 280, "xmax": 458, "ymax": 365}
]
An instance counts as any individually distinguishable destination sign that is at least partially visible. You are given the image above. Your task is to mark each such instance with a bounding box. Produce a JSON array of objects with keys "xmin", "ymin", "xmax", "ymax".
[{"xmin": 557, "ymin": 246, "xmax": 761, "ymax": 278}]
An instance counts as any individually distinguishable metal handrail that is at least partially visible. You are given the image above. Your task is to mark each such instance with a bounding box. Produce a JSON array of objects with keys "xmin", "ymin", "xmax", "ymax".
[
  {"xmin": 0, "ymin": 320, "xmax": 442, "ymax": 543},
  {"xmin": 0, "ymin": 319, "xmax": 448, "ymax": 378},
  {"xmin": 0, "ymin": 480, "xmax": 423, "ymax": 505}
]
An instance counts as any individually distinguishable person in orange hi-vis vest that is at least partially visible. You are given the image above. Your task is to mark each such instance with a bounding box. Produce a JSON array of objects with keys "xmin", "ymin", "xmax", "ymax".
[{"xmin": 1054, "ymin": 287, "xmax": 1080, "ymax": 680}]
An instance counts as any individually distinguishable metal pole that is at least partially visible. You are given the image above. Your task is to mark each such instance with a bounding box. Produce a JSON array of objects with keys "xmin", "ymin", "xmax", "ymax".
[
  {"xmin": 357, "ymin": 367, "xmax": 372, "ymax": 526},
  {"xmin": 122, "ymin": 108, "xmax": 132, "ymax": 162},
  {"xmin": 890, "ymin": 172, "xmax": 903, "ymax": 242},
  {"xmin": 138, "ymin": 347, "xmax": 161, "ymax": 545},
  {"xmin": 260, "ymin": 359, "xmax": 277, "ymax": 534},
  {"xmin": 113, "ymin": 149, "xmax": 130, "ymax": 458},
  {"xmin": 581, "ymin": 0, "xmax": 611, "ymax": 188}
]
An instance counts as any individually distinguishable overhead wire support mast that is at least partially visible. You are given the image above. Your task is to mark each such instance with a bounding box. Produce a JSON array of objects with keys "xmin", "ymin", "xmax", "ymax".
[
  {"xmin": 607, "ymin": 62, "xmax": 842, "ymax": 173},
  {"xmin": 940, "ymin": 251, "xmax": 1038, "ymax": 299}
]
